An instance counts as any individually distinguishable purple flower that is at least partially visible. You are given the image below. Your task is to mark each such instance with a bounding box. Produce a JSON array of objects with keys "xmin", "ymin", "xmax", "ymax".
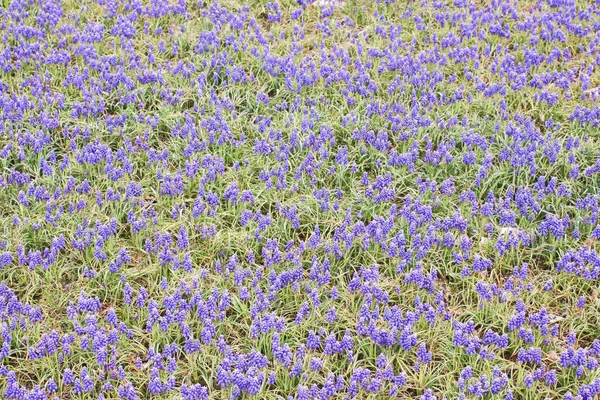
[
  {"xmin": 517, "ymin": 347, "xmax": 543, "ymax": 365},
  {"xmin": 417, "ymin": 342, "xmax": 432, "ymax": 364},
  {"xmin": 325, "ymin": 307, "xmax": 337, "ymax": 323},
  {"xmin": 309, "ymin": 357, "xmax": 323, "ymax": 371}
]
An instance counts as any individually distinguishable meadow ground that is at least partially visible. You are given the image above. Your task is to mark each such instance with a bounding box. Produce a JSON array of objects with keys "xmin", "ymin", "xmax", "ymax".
[{"xmin": 1, "ymin": 0, "xmax": 600, "ymax": 399}]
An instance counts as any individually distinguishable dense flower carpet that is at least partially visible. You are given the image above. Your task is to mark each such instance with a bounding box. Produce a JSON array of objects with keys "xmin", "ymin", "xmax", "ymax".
[{"xmin": 1, "ymin": 0, "xmax": 600, "ymax": 398}]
